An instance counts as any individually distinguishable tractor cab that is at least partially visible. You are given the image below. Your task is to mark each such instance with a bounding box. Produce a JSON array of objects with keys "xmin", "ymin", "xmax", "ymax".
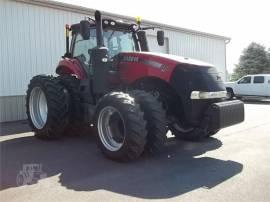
[
  {"xmin": 69, "ymin": 22, "xmax": 137, "ymax": 75},
  {"xmin": 66, "ymin": 12, "xmax": 164, "ymax": 64},
  {"xmin": 64, "ymin": 11, "xmax": 164, "ymax": 94}
]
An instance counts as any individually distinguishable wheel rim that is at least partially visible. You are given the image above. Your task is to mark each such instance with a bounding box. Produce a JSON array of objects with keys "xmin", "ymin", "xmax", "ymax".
[
  {"xmin": 97, "ymin": 106, "xmax": 125, "ymax": 151},
  {"xmin": 29, "ymin": 87, "xmax": 48, "ymax": 129}
]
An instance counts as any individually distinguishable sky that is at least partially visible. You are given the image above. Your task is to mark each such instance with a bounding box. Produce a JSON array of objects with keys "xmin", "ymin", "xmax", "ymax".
[{"xmin": 59, "ymin": 0, "xmax": 270, "ymax": 73}]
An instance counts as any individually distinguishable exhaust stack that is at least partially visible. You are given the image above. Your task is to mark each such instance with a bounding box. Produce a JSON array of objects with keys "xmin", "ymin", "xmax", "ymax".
[{"xmin": 95, "ymin": 11, "xmax": 104, "ymax": 47}]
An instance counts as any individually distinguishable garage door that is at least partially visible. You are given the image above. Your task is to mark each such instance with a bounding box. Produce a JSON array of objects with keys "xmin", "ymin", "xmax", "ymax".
[{"xmin": 147, "ymin": 35, "xmax": 169, "ymax": 54}]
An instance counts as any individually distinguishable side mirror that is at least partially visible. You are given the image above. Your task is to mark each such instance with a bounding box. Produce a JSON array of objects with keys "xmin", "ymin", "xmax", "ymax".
[
  {"xmin": 80, "ymin": 20, "xmax": 90, "ymax": 40},
  {"xmin": 157, "ymin": 30, "xmax": 164, "ymax": 46}
]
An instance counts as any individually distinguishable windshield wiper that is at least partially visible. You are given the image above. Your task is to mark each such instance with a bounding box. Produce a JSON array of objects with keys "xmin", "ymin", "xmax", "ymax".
[{"xmin": 107, "ymin": 30, "xmax": 116, "ymax": 42}]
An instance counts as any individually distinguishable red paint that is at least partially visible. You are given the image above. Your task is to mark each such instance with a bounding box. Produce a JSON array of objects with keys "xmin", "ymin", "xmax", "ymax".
[
  {"xmin": 55, "ymin": 52, "xmax": 206, "ymax": 85},
  {"xmin": 56, "ymin": 58, "xmax": 87, "ymax": 79},
  {"xmin": 118, "ymin": 52, "xmax": 177, "ymax": 84}
]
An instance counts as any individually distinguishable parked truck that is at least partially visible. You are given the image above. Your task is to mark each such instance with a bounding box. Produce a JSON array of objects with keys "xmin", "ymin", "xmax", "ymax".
[{"xmin": 225, "ymin": 74, "xmax": 270, "ymax": 99}]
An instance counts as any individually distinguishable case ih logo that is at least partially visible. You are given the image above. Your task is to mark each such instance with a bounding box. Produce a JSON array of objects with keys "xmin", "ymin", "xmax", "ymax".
[
  {"xmin": 160, "ymin": 64, "xmax": 169, "ymax": 72},
  {"xmin": 122, "ymin": 56, "xmax": 169, "ymax": 72}
]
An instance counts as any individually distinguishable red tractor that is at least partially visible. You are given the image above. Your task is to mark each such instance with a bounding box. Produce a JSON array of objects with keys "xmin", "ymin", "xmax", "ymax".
[{"xmin": 26, "ymin": 11, "xmax": 244, "ymax": 161}]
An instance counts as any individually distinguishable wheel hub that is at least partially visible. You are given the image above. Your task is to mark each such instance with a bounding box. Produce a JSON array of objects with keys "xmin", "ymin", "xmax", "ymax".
[
  {"xmin": 29, "ymin": 87, "xmax": 48, "ymax": 129},
  {"xmin": 97, "ymin": 106, "xmax": 125, "ymax": 151}
]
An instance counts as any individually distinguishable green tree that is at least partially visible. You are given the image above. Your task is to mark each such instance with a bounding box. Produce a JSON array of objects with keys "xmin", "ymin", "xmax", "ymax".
[
  {"xmin": 231, "ymin": 64, "xmax": 244, "ymax": 81},
  {"xmin": 267, "ymin": 48, "xmax": 270, "ymax": 73},
  {"xmin": 231, "ymin": 42, "xmax": 270, "ymax": 80}
]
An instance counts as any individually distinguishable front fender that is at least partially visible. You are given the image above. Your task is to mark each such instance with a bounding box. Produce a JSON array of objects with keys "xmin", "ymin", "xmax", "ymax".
[
  {"xmin": 56, "ymin": 58, "xmax": 87, "ymax": 79},
  {"xmin": 170, "ymin": 66, "xmax": 226, "ymax": 125}
]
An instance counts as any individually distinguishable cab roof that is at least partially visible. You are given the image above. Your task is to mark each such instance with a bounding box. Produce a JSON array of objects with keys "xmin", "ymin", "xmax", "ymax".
[{"xmin": 70, "ymin": 18, "xmax": 137, "ymax": 34}]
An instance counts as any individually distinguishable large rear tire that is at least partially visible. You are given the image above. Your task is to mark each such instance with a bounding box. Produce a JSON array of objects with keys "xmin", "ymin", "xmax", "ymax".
[
  {"xmin": 130, "ymin": 90, "xmax": 167, "ymax": 153},
  {"xmin": 95, "ymin": 92, "xmax": 147, "ymax": 161},
  {"xmin": 58, "ymin": 75, "xmax": 85, "ymax": 136},
  {"xmin": 26, "ymin": 75, "xmax": 69, "ymax": 139}
]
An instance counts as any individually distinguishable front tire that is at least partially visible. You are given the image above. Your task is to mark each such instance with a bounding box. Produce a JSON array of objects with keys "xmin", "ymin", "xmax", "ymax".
[
  {"xmin": 170, "ymin": 118, "xmax": 219, "ymax": 141},
  {"xmin": 95, "ymin": 92, "xmax": 147, "ymax": 161},
  {"xmin": 130, "ymin": 90, "xmax": 167, "ymax": 153},
  {"xmin": 170, "ymin": 124, "xmax": 205, "ymax": 141},
  {"xmin": 26, "ymin": 75, "xmax": 69, "ymax": 139}
]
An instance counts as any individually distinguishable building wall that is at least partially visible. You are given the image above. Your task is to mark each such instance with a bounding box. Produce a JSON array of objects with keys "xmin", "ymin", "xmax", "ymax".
[
  {"xmin": 0, "ymin": 0, "xmax": 227, "ymax": 122},
  {"xmin": 146, "ymin": 29, "xmax": 227, "ymax": 78},
  {"xmin": 0, "ymin": 96, "xmax": 26, "ymax": 122}
]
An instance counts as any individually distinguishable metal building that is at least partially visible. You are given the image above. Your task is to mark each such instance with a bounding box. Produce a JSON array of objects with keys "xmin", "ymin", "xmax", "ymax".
[{"xmin": 0, "ymin": 0, "xmax": 230, "ymax": 122}]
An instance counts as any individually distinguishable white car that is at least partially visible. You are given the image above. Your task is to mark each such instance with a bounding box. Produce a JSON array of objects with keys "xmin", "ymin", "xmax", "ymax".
[{"xmin": 225, "ymin": 74, "xmax": 270, "ymax": 99}]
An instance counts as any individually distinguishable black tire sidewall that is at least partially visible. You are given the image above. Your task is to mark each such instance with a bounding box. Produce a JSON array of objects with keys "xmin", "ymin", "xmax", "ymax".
[
  {"xmin": 95, "ymin": 93, "xmax": 147, "ymax": 161},
  {"xmin": 26, "ymin": 78, "xmax": 51, "ymax": 135},
  {"xmin": 226, "ymin": 89, "xmax": 234, "ymax": 100},
  {"xmin": 26, "ymin": 76, "xmax": 69, "ymax": 139},
  {"xmin": 129, "ymin": 90, "xmax": 167, "ymax": 153}
]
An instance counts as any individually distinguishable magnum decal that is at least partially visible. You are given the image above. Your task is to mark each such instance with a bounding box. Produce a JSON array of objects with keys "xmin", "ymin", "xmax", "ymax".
[{"xmin": 122, "ymin": 56, "xmax": 169, "ymax": 72}]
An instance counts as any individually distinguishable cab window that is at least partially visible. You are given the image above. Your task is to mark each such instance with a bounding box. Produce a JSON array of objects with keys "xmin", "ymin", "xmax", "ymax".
[
  {"xmin": 72, "ymin": 29, "xmax": 97, "ymax": 64},
  {"xmin": 253, "ymin": 76, "xmax": 265, "ymax": 84},
  {"xmin": 238, "ymin": 76, "xmax": 251, "ymax": 84},
  {"xmin": 103, "ymin": 30, "xmax": 135, "ymax": 58}
]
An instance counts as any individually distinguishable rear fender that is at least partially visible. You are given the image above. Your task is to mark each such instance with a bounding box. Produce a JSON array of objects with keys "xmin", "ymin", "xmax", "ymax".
[{"xmin": 56, "ymin": 58, "xmax": 87, "ymax": 79}]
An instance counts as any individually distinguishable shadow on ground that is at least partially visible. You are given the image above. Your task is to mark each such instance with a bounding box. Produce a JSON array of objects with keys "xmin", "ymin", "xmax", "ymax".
[{"xmin": 0, "ymin": 123, "xmax": 243, "ymax": 199}]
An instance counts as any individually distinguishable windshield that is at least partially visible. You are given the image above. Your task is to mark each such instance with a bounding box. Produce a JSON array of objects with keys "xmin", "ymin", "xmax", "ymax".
[
  {"xmin": 72, "ymin": 28, "xmax": 136, "ymax": 60},
  {"xmin": 103, "ymin": 30, "xmax": 135, "ymax": 57}
]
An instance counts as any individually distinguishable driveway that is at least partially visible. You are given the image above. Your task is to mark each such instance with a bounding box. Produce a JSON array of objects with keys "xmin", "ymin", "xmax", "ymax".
[{"xmin": 0, "ymin": 100, "xmax": 270, "ymax": 202}]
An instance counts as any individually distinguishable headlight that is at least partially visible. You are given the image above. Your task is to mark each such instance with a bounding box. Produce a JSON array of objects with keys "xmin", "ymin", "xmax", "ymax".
[{"xmin": 190, "ymin": 91, "xmax": 227, "ymax": 99}]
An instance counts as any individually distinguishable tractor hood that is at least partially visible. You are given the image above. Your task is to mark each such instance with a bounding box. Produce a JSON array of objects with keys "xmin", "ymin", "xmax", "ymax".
[
  {"xmin": 119, "ymin": 51, "xmax": 214, "ymax": 69},
  {"xmin": 118, "ymin": 51, "xmax": 221, "ymax": 83},
  {"xmin": 137, "ymin": 52, "xmax": 214, "ymax": 67},
  {"xmin": 118, "ymin": 51, "xmax": 225, "ymax": 93}
]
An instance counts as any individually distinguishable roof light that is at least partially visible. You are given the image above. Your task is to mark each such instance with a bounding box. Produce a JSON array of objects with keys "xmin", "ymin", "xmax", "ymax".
[{"xmin": 136, "ymin": 16, "xmax": 142, "ymax": 24}]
